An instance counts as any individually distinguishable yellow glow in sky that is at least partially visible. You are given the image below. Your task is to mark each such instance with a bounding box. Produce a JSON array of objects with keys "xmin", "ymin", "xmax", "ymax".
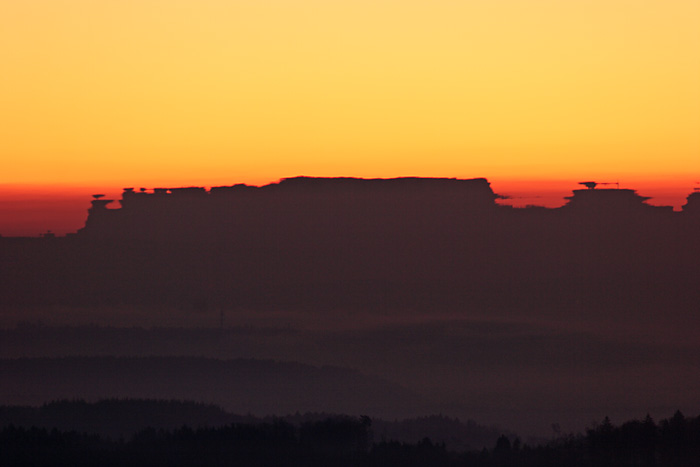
[{"xmin": 1, "ymin": 0, "xmax": 699, "ymax": 188}]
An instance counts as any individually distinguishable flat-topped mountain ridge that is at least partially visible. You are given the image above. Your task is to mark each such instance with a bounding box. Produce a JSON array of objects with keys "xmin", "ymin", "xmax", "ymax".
[{"xmin": 1, "ymin": 177, "xmax": 699, "ymax": 316}]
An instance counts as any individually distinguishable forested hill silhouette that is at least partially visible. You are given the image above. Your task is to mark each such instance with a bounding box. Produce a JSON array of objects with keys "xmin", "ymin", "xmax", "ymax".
[
  {"xmin": 0, "ymin": 399, "xmax": 507, "ymax": 450},
  {"xmin": 0, "ymin": 357, "xmax": 425, "ymax": 419},
  {"xmin": 2, "ymin": 402, "xmax": 700, "ymax": 466},
  {"xmin": 0, "ymin": 176, "xmax": 699, "ymax": 316}
]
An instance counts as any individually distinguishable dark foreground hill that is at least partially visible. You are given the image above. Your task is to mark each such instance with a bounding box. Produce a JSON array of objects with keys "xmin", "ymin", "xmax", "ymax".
[
  {"xmin": 0, "ymin": 399, "xmax": 507, "ymax": 450},
  {"xmin": 1, "ymin": 401, "xmax": 700, "ymax": 466}
]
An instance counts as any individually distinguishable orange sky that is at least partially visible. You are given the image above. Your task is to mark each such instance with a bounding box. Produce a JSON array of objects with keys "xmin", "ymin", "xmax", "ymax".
[{"xmin": 1, "ymin": 0, "xmax": 699, "ymax": 235}]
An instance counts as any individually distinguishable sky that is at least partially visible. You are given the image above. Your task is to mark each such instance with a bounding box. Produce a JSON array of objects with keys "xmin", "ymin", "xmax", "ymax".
[{"xmin": 1, "ymin": 0, "xmax": 699, "ymax": 235}]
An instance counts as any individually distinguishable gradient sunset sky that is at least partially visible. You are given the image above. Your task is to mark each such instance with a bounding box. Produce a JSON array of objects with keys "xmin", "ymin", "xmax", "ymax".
[{"xmin": 1, "ymin": 0, "xmax": 699, "ymax": 235}]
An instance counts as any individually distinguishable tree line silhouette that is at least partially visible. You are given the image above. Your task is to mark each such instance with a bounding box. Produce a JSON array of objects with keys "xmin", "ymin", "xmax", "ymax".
[
  {"xmin": 2, "ymin": 403, "xmax": 700, "ymax": 466},
  {"xmin": 0, "ymin": 400, "xmax": 506, "ymax": 452}
]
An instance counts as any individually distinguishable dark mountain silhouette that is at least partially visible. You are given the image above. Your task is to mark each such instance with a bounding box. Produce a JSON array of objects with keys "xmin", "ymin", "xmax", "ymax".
[{"xmin": 0, "ymin": 176, "xmax": 698, "ymax": 317}]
